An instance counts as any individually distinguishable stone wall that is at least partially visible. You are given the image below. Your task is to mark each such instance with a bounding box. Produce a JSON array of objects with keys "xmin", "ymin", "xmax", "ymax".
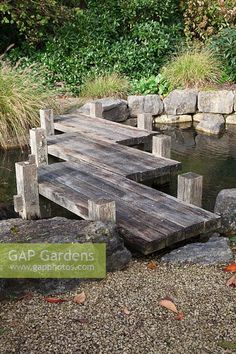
[
  {"xmin": 78, "ymin": 89, "xmax": 236, "ymax": 134},
  {"xmin": 128, "ymin": 90, "xmax": 236, "ymax": 134}
]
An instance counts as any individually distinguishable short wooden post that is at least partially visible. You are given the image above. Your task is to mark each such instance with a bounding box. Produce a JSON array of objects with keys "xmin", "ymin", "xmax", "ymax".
[
  {"xmin": 40, "ymin": 109, "xmax": 54, "ymax": 136},
  {"xmin": 14, "ymin": 160, "xmax": 41, "ymax": 219},
  {"xmin": 88, "ymin": 198, "xmax": 116, "ymax": 222},
  {"xmin": 90, "ymin": 102, "xmax": 103, "ymax": 118},
  {"xmin": 152, "ymin": 135, "xmax": 171, "ymax": 158},
  {"xmin": 137, "ymin": 113, "xmax": 153, "ymax": 131},
  {"xmin": 177, "ymin": 172, "xmax": 203, "ymax": 207},
  {"xmin": 29, "ymin": 128, "xmax": 48, "ymax": 166}
]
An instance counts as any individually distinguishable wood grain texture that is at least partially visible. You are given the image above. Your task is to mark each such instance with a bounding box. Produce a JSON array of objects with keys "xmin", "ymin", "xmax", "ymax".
[
  {"xmin": 47, "ymin": 132, "xmax": 180, "ymax": 182},
  {"xmin": 40, "ymin": 109, "xmax": 54, "ymax": 136},
  {"xmin": 38, "ymin": 161, "xmax": 220, "ymax": 254},
  {"xmin": 178, "ymin": 172, "xmax": 203, "ymax": 207}
]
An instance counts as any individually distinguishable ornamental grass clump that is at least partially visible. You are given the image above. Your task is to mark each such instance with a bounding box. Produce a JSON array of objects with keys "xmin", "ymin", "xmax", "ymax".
[
  {"xmin": 80, "ymin": 73, "xmax": 130, "ymax": 99},
  {"xmin": 161, "ymin": 49, "xmax": 223, "ymax": 89},
  {"xmin": 0, "ymin": 60, "xmax": 57, "ymax": 149}
]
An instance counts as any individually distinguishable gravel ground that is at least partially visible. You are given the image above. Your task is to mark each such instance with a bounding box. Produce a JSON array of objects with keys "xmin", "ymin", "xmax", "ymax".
[{"xmin": 0, "ymin": 259, "xmax": 236, "ymax": 354}]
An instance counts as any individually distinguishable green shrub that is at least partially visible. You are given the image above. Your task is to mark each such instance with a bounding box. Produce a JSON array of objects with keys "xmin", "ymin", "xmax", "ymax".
[
  {"xmin": 209, "ymin": 27, "xmax": 236, "ymax": 82},
  {"xmin": 182, "ymin": 0, "xmax": 236, "ymax": 42},
  {"xmin": 7, "ymin": 0, "xmax": 183, "ymax": 94},
  {"xmin": 0, "ymin": 60, "xmax": 57, "ymax": 149},
  {"xmin": 80, "ymin": 73, "xmax": 130, "ymax": 99},
  {"xmin": 131, "ymin": 74, "xmax": 171, "ymax": 96},
  {"xmin": 161, "ymin": 49, "xmax": 223, "ymax": 89}
]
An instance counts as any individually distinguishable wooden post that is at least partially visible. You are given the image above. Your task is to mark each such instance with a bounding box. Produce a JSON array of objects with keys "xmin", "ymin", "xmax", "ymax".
[
  {"xmin": 14, "ymin": 160, "xmax": 41, "ymax": 219},
  {"xmin": 137, "ymin": 114, "xmax": 153, "ymax": 131},
  {"xmin": 152, "ymin": 135, "xmax": 171, "ymax": 158},
  {"xmin": 177, "ymin": 172, "xmax": 203, "ymax": 207},
  {"xmin": 29, "ymin": 128, "xmax": 48, "ymax": 166},
  {"xmin": 88, "ymin": 198, "xmax": 116, "ymax": 222},
  {"xmin": 90, "ymin": 102, "xmax": 103, "ymax": 118},
  {"xmin": 40, "ymin": 109, "xmax": 54, "ymax": 136}
]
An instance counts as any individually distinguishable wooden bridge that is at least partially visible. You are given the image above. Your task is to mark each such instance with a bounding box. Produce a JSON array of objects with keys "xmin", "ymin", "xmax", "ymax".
[{"xmin": 14, "ymin": 104, "xmax": 221, "ymax": 254}]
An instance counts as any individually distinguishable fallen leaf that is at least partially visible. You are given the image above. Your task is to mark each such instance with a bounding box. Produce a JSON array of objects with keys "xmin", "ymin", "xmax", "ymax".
[
  {"xmin": 226, "ymin": 275, "xmax": 236, "ymax": 287},
  {"xmin": 44, "ymin": 297, "xmax": 67, "ymax": 303},
  {"xmin": 175, "ymin": 311, "xmax": 185, "ymax": 321},
  {"xmin": 159, "ymin": 298, "xmax": 178, "ymax": 314},
  {"xmin": 17, "ymin": 292, "xmax": 34, "ymax": 301},
  {"xmin": 0, "ymin": 328, "xmax": 9, "ymax": 335},
  {"xmin": 123, "ymin": 306, "xmax": 131, "ymax": 315},
  {"xmin": 147, "ymin": 260, "xmax": 158, "ymax": 270},
  {"xmin": 74, "ymin": 318, "xmax": 88, "ymax": 324},
  {"xmin": 223, "ymin": 263, "xmax": 236, "ymax": 272},
  {"xmin": 73, "ymin": 291, "xmax": 86, "ymax": 305}
]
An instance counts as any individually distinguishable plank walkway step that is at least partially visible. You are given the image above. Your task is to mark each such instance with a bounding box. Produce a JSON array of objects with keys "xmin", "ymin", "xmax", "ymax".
[
  {"xmin": 47, "ymin": 132, "xmax": 181, "ymax": 182},
  {"xmin": 38, "ymin": 161, "xmax": 220, "ymax": 254},
  {"xmin": 54, "ymin": 113, "xmax": 155, "ymax": 146}
]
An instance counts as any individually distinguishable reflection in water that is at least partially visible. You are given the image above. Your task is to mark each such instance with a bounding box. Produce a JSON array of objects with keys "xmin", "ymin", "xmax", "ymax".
[{"xmin": 155, "ymin": 124, "xmax": 236, "ymax": 211}]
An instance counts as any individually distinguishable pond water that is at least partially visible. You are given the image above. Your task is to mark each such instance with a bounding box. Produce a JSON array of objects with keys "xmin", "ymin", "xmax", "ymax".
[
  {"xmin": 0, "ymin": 124, "xmax": 235, "ymax": 216},
  {"xmin": 154, "ymin": 123, "xmax": 236, "ymax": 211}
]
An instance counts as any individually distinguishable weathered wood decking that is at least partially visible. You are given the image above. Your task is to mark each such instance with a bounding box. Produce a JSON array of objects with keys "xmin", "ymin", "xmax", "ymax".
[
  {"xmin": 54, "ymin": 112, "xmax": 155, "ymax": 146},
  {"xmin": 15, "ymin": 109, "xmax": 221, "ymax": 254},
  {"xmin": 38, "ymin": 161, "xmax": 220, "ymax": 254},
  {"xmin": 47, "ymin": 132, "xmax": 181, "ymax": 182}
]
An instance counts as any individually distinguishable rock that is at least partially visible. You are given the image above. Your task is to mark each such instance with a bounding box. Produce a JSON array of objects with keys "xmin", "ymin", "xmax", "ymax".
[
  {"xmin": 163, "ymin": 90, "xmax": 197, "ymax": 115},
  {"xmin": 76, "ymin": 102, "xmax": 91, "ymax": 115},
  {"xmin": 154, "ymin": 114, "xmax": 192, "ymax": 124},
  {"xmin": 161, "ymin": 234, "xmax": 233, "ymax": 265},
  {"xmin": 226, "ymin": 113, "xmax": 236, "ymax": 125},
  {"xmin": 0, "ymin": 217, "xmax": 132, "ymax": 296},
  {"xmin": 193, "ymin": 113, "xmax": 205, "ymax": 122},
  {"xmin": 196, "ymin": 114, "xmax": 225, "ymax": 135},
  {"xmin": 128, "ymin": 95, "xmax": 163, "ymax": 117},
  {"xmin": 77, "ymin": 99, "xmax": 129, "ymax": 122},
  {"xmin": 95, "ymin": 98, "xmax": 129, "ymax": 122},
  {"xmin": 198, "ymin": 90, "xmax": 234, "ymax": 114},
  {"xmin": 122, "ymin": 117, "xmax": 137, "ymax": 127},
  {"xmin": 214, "ymin": 189, "xmax": 236, "ymax": 234}
]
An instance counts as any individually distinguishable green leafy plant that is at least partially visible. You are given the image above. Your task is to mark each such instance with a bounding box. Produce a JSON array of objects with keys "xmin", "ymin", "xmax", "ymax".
[
  {"xmin": 131, "ymin": 74, "xmax": 171, "ymax": 96},
  {"xmin": 6, "ymin": 0, "xmax": 184, "ymax": 94},
  {"xmin": 209, "ymin": 27, "xmax": 236, "ymax": 82},
  {"xmin": 181, "ymin": 0, "xmax": 236, "ymax": 42},
  {"xmin": 0, "ymin": 60, "xmax": 58, "ymax": 149},
  {"xmin": 80, "ymin": 73, "xmax": 130, "ymax": 99},
  {"xmin": 161, "ymin": 49, "xmax": 223, "ymax": 89}
]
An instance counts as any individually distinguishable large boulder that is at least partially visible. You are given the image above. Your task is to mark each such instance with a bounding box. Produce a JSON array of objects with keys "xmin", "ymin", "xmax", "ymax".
[
  {"xmin": 76, "ymin": 99, "xmax": 129, "ymax": 122},
  {"xmin": 163, "ymin": 90, "xmax": 197, "ymax": 115},
  {"xmin": 128, "ymin": 95, "xmax": 163, "ymax": 117},
  {"xmin": 214, "ymin": 189, "xmax": 236, "ymax": 234},
  {"xmin": 161, "ymin": 234, "xmax": 233, "ymax": 265},
  {"xmin": 198, "ymin": 90, "xmax": 234, "ymax": 114},
  {"xmin": 196, "ymin": 113, "xmax": 225, "ymax": 135},
  {"xmin": 0, "ymin": 217, "xmax": 132, "ymax": 296}
]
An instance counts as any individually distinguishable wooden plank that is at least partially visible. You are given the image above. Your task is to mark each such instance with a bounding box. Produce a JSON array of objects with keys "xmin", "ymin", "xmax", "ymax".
[
  {"xmin": 47, "ymin": 132, "xmax": 180, "ymax": 182},
  {"xmin": 39, "ymin": 162, "xmax": 219, "ymax": 231},
  {"xmin": 54, "ymin": 113, "xmax": 156, "ymax": 146},
  {"xmin": 178, "ymin": 172, "xmax": 203, "ymax": 207}
]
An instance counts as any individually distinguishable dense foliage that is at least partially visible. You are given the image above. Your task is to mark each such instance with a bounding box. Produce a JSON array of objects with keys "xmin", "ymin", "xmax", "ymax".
[
  {"xmin": 209, "ymin": 27, "xmax": 236, "ymax": 82},
  {"xmin": 182, "ymin": 0, "xmax": 236, "ymax": 41},
  {"xmin": 6, "ymin": 0, "xmax": 184, "ymax": 93}
]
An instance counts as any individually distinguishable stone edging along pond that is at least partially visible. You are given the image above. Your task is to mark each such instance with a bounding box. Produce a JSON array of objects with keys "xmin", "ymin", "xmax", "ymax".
[{"xmin": 78, "ymin": 89, "xmax": 236, "ymax": 135}]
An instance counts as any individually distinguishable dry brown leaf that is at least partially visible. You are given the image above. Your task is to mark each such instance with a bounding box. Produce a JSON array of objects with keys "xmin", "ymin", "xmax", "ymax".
[
  {"xmin": 147, "ymin": 260, "xmax": 158, "ymax": 270},
  {"xmin": 226, "ymin": 275, "xmax": 236, "ymax": 287},
  {"xmin": 123, "ymin": 306, "xmax": 131, "ymax": 315},
  {"xmin": 223, "ymin": 263, "xmax": 236, "ymax": 272},
  {"xmin": 73, "ymin": 291, "xmax": 86, "ymax": 305},
  {"xmin": 159, "ymin": 298, "xmax": 178, "ymax": 314},
  {"xmin": 175, "ymin": 311, "xmax": 185, "ymax": 321}
]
